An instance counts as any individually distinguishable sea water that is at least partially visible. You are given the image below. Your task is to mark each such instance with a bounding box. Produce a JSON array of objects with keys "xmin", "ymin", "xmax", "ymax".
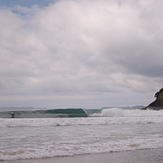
[{"xmin": 1, "ymin": 108, "xmax": 163, "ymax": 161}]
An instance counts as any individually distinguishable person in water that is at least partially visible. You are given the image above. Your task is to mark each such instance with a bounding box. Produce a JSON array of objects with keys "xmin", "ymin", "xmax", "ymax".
[{"xmin": 11, "ymin": 112, "xmax": 15, "ymax": 118}]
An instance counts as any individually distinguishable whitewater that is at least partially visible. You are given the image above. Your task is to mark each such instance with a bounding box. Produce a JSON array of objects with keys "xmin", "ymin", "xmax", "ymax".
[{"xmin": 1, "ymin": 108, "xmax": 163, "ymax": 161}]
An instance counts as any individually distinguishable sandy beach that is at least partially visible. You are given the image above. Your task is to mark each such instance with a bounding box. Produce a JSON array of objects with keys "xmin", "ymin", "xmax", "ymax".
[{"xmin": 2, "ymin": 148, "xmax": 163, "ymax": 163}]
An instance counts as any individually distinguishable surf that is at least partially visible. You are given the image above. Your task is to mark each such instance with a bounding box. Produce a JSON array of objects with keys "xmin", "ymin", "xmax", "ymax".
[{"xmin": 0, "ymin": 108, "xmax": 88, "ymax": 118}]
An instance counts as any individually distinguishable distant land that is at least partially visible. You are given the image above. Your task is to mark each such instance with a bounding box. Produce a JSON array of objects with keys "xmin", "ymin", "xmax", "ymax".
[
  {"xmin": 0, "ymin": 107, "xmax": 46, "ymax": 111},
  {"xmin": 101, "ymin": 105, "xmax": 144, "ymax": 109}
]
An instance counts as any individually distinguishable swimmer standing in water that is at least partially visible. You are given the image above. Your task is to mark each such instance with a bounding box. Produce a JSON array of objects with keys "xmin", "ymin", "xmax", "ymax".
[{"xmin": 11, "ymin": 112, "xmax": 15, "ymax": 118}]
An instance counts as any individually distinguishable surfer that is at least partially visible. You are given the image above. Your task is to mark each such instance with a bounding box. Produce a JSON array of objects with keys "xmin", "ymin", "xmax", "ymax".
[{"xmin": 11, "ymin": 112, "xmax": 15, "ymax": 118}]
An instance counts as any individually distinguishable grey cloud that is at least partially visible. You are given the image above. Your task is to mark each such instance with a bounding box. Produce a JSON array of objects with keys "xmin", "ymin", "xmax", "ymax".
[{"xmin": 0, "ymin": 0, "xmax": 163, "ymax": 108}]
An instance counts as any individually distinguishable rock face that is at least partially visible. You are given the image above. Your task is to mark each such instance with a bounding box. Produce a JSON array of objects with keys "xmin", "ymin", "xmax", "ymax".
[{"xmin": 142, "ymin": 88, "xmax": 163, "ymax": 110}]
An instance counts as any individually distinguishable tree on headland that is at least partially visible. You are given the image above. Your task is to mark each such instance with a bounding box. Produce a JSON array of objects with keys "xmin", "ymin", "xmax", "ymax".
[{"xmin": 154, "ymin": 88, "xmax": 163, "ymax": 98}]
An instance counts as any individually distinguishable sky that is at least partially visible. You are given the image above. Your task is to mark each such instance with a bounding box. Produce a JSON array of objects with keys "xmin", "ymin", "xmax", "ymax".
[{"xmin": 0, "ymin": 0, "xmax": 163, "ymax": 109}]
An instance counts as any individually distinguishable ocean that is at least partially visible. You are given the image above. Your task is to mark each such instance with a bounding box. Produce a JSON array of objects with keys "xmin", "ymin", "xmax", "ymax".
[{"xmin": 1, "ymin": 107, "xmax": 163, "ymax": 161}]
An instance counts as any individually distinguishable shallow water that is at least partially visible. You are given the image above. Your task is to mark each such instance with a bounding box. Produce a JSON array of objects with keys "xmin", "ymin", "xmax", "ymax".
[
  {"xmin": 1, "ymin": 109, "xmax": 163, "ymax": 161},
  {"xmin": 2, "ymin": 148, "xmax": 163, "ymax": 163}
]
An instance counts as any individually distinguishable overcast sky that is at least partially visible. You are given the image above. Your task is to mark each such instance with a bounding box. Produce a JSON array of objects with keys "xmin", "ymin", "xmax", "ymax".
[{"xmin": 0, "ymin": 0, "xmax": 163, "ymax": 109}]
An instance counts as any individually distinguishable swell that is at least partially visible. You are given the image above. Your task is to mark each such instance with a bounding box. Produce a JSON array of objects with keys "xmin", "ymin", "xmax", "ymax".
[{"xmin": 0, "ymin": 108, "xmax": 88, "ymax": 118}]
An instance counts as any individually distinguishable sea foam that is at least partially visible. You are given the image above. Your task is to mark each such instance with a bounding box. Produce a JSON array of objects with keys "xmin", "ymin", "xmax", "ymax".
[
  {"xmin": 91, "ymin": 108, "xmax": 163, "ymax": 117},
  {"xmin": 1, "ymin": 109, "xmax": 163, "ymax": 161}
]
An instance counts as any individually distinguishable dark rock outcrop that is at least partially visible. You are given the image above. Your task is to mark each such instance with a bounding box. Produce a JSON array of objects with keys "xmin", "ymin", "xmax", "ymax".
[{"xmin": 142, "ymin": 88, "xmax": 163, "ymax": 110}]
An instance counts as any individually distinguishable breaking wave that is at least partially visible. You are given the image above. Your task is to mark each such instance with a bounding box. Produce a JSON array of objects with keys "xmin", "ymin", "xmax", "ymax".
[
  {"xmin": 1, "ymin": 107, "xmax": 163, "ymax": 118},
  {"xmin": 91, "ymin": 108, "xmax": 163, "ymax": 117},
  {"xmin": 0, "ymin": 108, "xmax": 87, "ymax": 118}
]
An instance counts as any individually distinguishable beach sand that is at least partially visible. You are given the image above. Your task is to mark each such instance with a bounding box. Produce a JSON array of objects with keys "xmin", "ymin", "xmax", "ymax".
[{"xmin": 2, "ymin": 148, "xmax": 163, "ymax": 163}]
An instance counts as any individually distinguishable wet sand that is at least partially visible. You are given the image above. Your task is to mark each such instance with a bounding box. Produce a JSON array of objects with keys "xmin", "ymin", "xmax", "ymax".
[{"xmin": 2, "ymin": 148, "xmax": 163, "ymax": 163}]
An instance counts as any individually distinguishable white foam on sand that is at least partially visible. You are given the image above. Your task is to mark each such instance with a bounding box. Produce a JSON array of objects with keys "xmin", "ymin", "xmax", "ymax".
[{"xmin": 2, "ymin": 148, "xmax": 163, "ymax": 163}]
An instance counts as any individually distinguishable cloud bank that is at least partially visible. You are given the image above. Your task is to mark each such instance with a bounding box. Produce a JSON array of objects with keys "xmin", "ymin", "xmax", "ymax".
[{"xmin": 0, "ymin": 0, "xmax": 163, "ymax": 108}]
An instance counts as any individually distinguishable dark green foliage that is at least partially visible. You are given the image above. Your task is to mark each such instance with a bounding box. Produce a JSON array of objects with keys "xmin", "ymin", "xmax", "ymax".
[
  {"xmin": 155, "ymin": 92, "xmax": 159, "ymax": 98},
  {"xmin": 159, "ymin": 88, "xmax": 163, "ymax": 93}
]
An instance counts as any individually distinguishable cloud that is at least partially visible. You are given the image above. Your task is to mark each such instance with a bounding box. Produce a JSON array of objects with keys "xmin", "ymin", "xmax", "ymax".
[{"xmin": 0, "ymin": 0, "xmax": 163, "ymax": 108}]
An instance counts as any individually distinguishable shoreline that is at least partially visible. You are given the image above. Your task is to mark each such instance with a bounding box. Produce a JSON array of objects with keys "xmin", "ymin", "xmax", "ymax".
[{"xmin": 2, "ymin": 148, "xmax": 163, "ymax": 163}]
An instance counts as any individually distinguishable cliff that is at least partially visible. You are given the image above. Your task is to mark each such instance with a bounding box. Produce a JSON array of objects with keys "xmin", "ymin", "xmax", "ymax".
[{"xmin": 142, "ymin": 88, "xmax": 163, "ymax": 110}]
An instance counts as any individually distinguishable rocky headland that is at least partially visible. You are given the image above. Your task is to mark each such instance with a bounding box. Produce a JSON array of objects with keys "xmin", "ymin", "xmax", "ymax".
[{"xmin": 142, "ymin": 88, "xmax": 163, "ymax": 110}]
